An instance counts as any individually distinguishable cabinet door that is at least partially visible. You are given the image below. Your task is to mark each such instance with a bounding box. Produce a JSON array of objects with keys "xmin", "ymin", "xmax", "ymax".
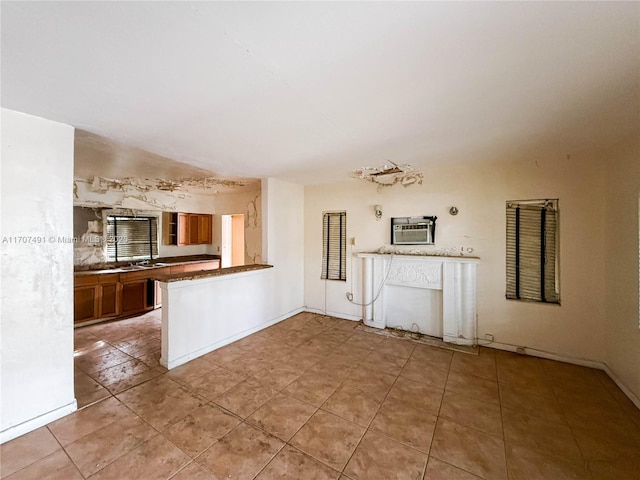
[
  {"xmin": 121, "ymin": 281, "xmax": 147, "ymax": 316},
  {"xmin": 74, "ymin": 286, "xmax": 99, "ymax": 323},
  {"xmin": 177, "ymin": 213, "xmax": 189, "ymax": 246},
  {"xmin": 199, "ymin": 214, "xmax": 212, "ymax": 244},
  {"xmin": 154, "ymin": 280, "xmax": 162, "ymax": 309},
  {"xmin": 189, "ymin": 214, "xmax": 200, "ymax": 245},
  {"xmin": 99, "ymin": 283, "xmax": 120, "ymax": 317}
]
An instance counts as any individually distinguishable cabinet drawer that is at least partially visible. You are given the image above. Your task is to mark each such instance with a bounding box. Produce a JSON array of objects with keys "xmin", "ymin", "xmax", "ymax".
[
  {"xmin": 181, "ymin": 260, "xmax": 220, "ymax": 273},
  {"xmin": 183, "ymin": 262, "xmax": 208, "ymax": 273},
  {"xmin": 170, "ymin": 265, "xmax": 186, "ymax": 274},
  {"xmin": 120, "ymin": 269, "xmax": 152, "ymax": 282},
  {"xmin": 74, "ymin": 275, "xmax": 99, "ymax": 287},
  {"xmin": 98, "ymin": 273, "xmax": 120, "ymax": 284}
]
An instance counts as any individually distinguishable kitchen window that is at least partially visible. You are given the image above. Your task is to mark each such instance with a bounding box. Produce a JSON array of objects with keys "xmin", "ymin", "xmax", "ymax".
[
  {"xmin": 506, "ymin": 199, "xmax": 559, "ymax": 304},
  {"xmin": 321, "ymin": 211, "xmax": 347, "ymax": 281},
  {"xmin": 106, "ymin": 215, "xmax": 158, "ymax": 262}
]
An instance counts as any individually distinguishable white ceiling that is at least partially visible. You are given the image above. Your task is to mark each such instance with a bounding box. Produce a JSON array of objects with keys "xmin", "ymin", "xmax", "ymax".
[{"xmin": 2, "ymin": 1, "xmax": 638, "ymax": 184}]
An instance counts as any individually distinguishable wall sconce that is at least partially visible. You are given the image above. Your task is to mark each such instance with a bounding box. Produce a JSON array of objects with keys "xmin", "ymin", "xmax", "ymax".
[{"xmin": 374, "ymin": 205, "xmax": 383, "ymax": 220}]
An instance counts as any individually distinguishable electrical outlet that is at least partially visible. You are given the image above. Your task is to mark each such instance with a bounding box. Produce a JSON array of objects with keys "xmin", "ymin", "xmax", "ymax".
[
  {"xmin": 516, "ymin": 346, "xmax": 526, "ymax": 355},
  {"xmin": 484, "ymin": 333, "xmax": 494, "ymax": 342}
]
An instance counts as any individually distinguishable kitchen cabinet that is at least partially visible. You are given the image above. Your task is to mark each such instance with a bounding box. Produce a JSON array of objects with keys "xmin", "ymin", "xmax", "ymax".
[
  {"xmin": 120, "ymin": 280, "xmax": 147, "ymax": 316},
  {"xmin": 178, "ymin": 213, "xmax": 189, "ymax": 245},
  {"xmin": 119, "ymin": 269, "xmax": 153, "ymax": 317},
  {"xmin": 74, "ymin": 259, "xmax": 220, "ymax": 324},
  {"xmin": 198, "ymin": 215, "xmax": 212, "ymax": 244},
  {"xmin": 183, "ymin": 260, "xmax": 220, "ymax": 272},
  {"xmin": 170, "ymin": 265, "xmax": 185, "ymax": 275},
  {"xmin": 154, "ymin": 280, "xmax": 163, "ymax": 309},
  {"xmin": 74, "ymin": 273, "xmax": 121, "ymax": 324},
  {"xmin": 99, "ymin": 273, "xmax": 120, "ymax": 318},
  {"xmin": 74, "ymin": 285, "xmax": 99, "ymax": 323},
  {"xmin": 189, "ymin": 214, "xmax": 200, "ymax": 245},
  {"xmin": 162, "ymin": 212, "xmax": 212, "ymax": 246}
]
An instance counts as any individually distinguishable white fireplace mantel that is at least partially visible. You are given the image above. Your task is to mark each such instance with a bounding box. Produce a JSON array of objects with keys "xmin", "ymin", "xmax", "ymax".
[{"xmin": 356, "ymin": 253, "xmax": 479, "ymax": 345}]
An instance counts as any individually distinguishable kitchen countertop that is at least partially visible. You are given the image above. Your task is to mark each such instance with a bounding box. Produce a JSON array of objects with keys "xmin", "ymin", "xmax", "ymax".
[
  {"xmin": 74, "ymin": 254, "xmax": 221, "ymax": 275},
  {"xmin": 154, "ymin": 264, "xmax": 273, "ymax": 282}
]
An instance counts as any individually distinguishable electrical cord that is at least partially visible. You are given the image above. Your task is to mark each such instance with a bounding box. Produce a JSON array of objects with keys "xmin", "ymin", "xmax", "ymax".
[{"xmin": 345, "ymin": 251, "xmax": 396, "ymax": 307}]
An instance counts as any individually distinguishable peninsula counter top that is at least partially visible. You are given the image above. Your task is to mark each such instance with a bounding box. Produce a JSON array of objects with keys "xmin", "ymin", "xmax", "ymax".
[{"xmin": 154, "ymin": 263, "xmax": 273, "ymax": 283}]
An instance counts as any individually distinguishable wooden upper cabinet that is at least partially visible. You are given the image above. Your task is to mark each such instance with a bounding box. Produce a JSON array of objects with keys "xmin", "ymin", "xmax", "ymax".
[
  {"xmin": 169, "ymin": 213, "xmax": 213, "ymax": 245},
  {"xmin": 198, "ymin": 214, "xmax": 212, "ymax": 244},
  {"xmin": 177, "ymin": 213, "xmax": 190, "ymax": 245},
  {"xmin": 189, "ymin": 215, "xmax": 200, "ymax": 245},
  {"xmin": 162, "ymin": 212, "xmax": 212, "ymax": 246}
]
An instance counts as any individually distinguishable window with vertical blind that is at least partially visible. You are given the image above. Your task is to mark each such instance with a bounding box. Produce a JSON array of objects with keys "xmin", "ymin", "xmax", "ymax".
[
  {"xmin": 106, "ymin": 216, "xmax": 158, "ymax": 262},
  {"xmin": 506, "ymin": 199, "xmax": 559, "ymax": 304},
  {"xmin": 321, "ymin": 211, "xmax": 347, "ymax": 281}
]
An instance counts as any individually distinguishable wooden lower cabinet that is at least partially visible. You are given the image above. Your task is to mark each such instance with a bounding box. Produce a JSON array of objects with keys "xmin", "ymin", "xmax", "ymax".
[
  {"xmin": 74, "ymin": 285, "xmax": 99, "ymax": 324},
  {"xmin": 74, "ymin": 259, "xmax": 221, "ymax": 324},
  {"xmin": 169, "ymin": 265, "xmax": 185, "ymax": 275},
  {"xmin": 154, "ymin": 281, "xmax": 162, "ymax": 309},
  {"xmin": 120, "ymin": 280, "xmax": 147, "ymax": 316},
  {"xmin": 183, "ymin": 260, "xmax": 220, "ymax": 273},
  {"xmin": 98, "ymin": 273, "xmax": 120, "ymax": 318}
]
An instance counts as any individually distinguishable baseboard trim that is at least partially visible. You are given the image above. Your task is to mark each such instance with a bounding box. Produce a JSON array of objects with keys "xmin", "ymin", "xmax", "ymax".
[
  {"xmin": 601, "ymin": 363, "xmax": 640, "ymax": 410},
  {"xmin": 1, "ymin": 400, "xmax": 77, "ymax": 444},
  {"xmin": 487, "ymin": 341, "xmax": 640, "ymax": 409},
  {"xmin": 487, "ymin": 341, "xmax": 604, "ymax": 369},
  {"xmin": 304, "ymin": 308, "xmax": 361, "ymax": 322},
  {"xmin": 161, "ymin": 307, "xmax": 305, "ymax": 370}
]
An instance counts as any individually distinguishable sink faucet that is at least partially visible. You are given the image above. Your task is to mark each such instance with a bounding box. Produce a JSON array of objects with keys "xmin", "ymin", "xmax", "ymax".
[{"xmin": 129, "ymin": 260, "xmax": 150, "ymax": 266}]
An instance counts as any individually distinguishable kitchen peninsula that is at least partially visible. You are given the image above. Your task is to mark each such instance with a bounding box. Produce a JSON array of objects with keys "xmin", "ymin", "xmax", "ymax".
[{"xmin": 156, "ymin": 264, "xmax": 274, "ymax": 369}]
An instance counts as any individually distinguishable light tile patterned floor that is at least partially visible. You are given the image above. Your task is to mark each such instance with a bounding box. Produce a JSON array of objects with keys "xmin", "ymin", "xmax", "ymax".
[{"xmin": 2, "ymin": 311, "xmax": 640, "ymax": 479}]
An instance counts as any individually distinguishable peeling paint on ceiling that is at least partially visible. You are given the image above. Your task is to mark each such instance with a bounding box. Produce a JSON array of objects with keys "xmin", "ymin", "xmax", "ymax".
[
  {"xmin": 352, "ymin": 162, "xmax": 424, "ymax": 189},
  {"xmin": 74, "ymin": 130, "xmax": 259, "ymax": 193}
]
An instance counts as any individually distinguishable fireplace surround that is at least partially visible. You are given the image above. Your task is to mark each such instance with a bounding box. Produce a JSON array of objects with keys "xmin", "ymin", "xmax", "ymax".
[{"xmin": 357, "ymin": 253, "xmax": 479, "ymax": 345}]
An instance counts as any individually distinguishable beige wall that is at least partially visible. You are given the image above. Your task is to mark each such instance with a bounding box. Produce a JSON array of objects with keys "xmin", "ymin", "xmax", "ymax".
[
  {"xmin": 604, "ymin": 137, "xmax": 640, "ymax": 402},
  {"xmin": 305, "ymin": 154, "xmax": 608, "ymax": 364},
  {"xmin": 212, "ymin": 186, "xmax": 262, "ymax": 265},
  {"xmin": 262, "ymin": 178, "xmax": 305, "ymax": 314}
]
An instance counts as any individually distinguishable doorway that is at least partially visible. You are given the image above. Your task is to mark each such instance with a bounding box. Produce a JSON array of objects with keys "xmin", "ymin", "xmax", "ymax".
[{"xmin": 221, "ymin": 214, "xmax": 245, "ymax": 268}]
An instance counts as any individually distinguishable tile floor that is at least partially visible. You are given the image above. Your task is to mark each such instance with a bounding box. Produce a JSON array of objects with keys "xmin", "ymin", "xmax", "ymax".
[{"xmin": 2, "ymin": 311, "xmax": 640, "ymax": 479}]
